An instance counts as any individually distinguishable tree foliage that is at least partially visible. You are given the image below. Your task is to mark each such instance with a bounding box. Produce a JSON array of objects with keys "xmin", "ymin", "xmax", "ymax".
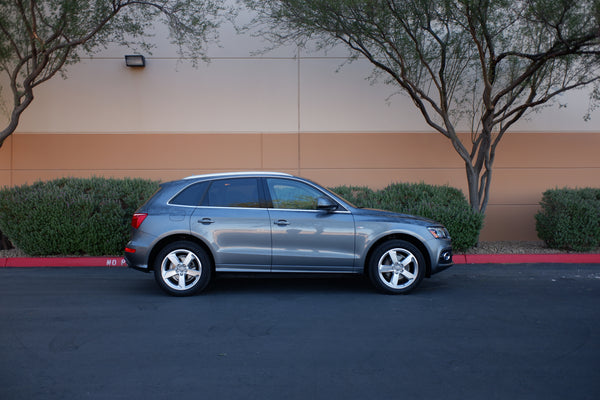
[
  {"xmin": 246, "ymin": 0, "xmax": 600, "ymax": 213},
  {"xmin": 0, "ymin": 0, "xmax": 230, "ymax": 147}
]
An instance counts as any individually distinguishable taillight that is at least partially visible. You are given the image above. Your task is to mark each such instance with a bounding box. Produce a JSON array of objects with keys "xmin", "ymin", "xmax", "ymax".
[{"xmin": 131, "ymin": 213, "xmax": 148, "ymax": 229}]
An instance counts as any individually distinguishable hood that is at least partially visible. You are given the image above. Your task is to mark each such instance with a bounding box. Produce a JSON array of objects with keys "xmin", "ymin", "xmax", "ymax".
[{"xmin": 352, "ymin": 207, "xmax": 439, "ymax": 226}]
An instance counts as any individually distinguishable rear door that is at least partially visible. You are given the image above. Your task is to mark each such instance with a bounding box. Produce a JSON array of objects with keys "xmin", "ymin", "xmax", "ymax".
[{"xmin": 190, "ymin": 178, "xmax": 271, "ymax": 272}]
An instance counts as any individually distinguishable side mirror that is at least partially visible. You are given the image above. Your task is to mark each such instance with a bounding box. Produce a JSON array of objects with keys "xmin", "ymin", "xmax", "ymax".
[{"xmin": 317, "ymin": 197, "xmax": 338, "ymax": 212}]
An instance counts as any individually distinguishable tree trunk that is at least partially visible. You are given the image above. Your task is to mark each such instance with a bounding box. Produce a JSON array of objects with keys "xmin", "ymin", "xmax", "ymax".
[
  {"xmin": 0, "ymin": 91, "xmax": 34, "ymax": 149},
  {"xmin": 0, "ymin": 115, "xmax": 19, "ymax": 149},
  {"xmin": 466, "ymin": 164, "xmax": 482, "ymax": 213},
  {"xmin": 465, "ymin": 157, "xmax": 493, "ymax": 215}
]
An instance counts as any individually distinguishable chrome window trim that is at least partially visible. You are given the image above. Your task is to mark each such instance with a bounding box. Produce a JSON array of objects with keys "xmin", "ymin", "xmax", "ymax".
[
  {"xmin": 192, "ymin": 205, "xmax": 270, "ymax": 210},
  {"xmin": 166, "ymin": 204, "xmax": 350, "ymax": 213},
  {"xmin": 167, "ymin": 174, "xmax": 352, "ymax": 213},
  {"xmin": 267, "ymin": 207, "xmax": 351, "ymax": 214}
]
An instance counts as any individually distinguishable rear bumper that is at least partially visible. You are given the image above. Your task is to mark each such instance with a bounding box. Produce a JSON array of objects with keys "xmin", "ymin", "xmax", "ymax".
[
  {"xmin": 124, "ymin": 242, "xmax": 151, "ymax": 273},
  {"xmin": 126, "ymin": 261, "xmax": 151, "ymax": 273}
]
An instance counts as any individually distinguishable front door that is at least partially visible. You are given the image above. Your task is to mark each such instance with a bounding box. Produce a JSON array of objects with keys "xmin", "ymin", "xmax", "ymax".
[{"xmin": 265, "ymin": 178, "xmax": 356, "ymax": 272}]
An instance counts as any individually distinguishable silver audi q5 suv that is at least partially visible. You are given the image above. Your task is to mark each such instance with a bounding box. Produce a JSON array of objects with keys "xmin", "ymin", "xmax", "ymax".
[{"xmin": 125, "ymin": 172, "xmax": 453, "ymax": 295}]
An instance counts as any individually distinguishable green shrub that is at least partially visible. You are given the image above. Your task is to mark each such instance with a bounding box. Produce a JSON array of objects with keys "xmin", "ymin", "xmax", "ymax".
[
  {"xmin": 535, "ymin": 188, "xmax": 600, "ymax": 251},
  {"xmin": 328, "ymin": 185, "xmax": 376, "ymax": 208},
  {"xmin": 0, "ymin": 177, "xmax": 160, "ymax": 256},
  {"xmin": 331, "ymin": 182, "xmax": 483, "ymax": 251}
]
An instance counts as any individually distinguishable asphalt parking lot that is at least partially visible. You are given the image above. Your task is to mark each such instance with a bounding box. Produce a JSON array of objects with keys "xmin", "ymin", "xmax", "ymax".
[{"xmin": 1, "ymin": 264, "xmax": 599, "ymax": 400}]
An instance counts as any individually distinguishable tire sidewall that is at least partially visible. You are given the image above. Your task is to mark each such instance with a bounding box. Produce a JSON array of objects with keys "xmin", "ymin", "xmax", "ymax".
[
  {"xmin": 368, "ymin": 239, "xmax": 425, "ymax": 294},
  {"xmin": 153, "ymin": 241, "xmax": 212, "ymax": 296}
]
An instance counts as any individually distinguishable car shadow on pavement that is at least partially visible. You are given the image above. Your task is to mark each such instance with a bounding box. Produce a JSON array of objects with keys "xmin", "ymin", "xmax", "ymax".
[
  {"xmin": 124, "ymin": 270, "xmax": 455, "ymax": 297},
  {"xmin": 207, "ymin": 274, "xmax": 374, "ymax": 295}
]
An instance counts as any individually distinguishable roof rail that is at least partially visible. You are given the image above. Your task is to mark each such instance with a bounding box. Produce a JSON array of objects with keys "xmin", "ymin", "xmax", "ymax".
[{"xmin": 183, "ymin": 171, "xmax": 292, "ymax": 180}]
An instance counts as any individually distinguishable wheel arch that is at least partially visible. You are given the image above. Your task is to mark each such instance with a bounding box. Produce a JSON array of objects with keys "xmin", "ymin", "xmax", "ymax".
[
  {"xmin": 148, "ymin": 234, "xmax": 215, "ymax": 273},
  {"xmin": 363, "ymin": 234, "xmax": 432, "ymax": 278}
]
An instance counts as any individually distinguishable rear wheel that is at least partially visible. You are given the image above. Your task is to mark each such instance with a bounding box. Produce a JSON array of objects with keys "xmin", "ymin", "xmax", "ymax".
[
  {"xmin": 368, "ymin": 240, "xmax": 425, "ymax": 294},
  {"xmin": 153, "ymin": 241, "xmax": 212, "ymax": 296}
]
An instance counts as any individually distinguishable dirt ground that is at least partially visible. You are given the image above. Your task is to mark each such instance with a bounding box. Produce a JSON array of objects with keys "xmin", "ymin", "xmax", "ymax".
[{"xmin": 460, "ymin": 241, "xmax": 581, "ymax": 254}]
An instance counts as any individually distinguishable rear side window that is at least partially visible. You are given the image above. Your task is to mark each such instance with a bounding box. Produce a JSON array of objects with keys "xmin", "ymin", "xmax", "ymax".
[
  {"xmin": 204, "ymin": 178, "xmax": 261, "ymax": 208},
  {"xmin": 170, "ymin": 182, "xmax": 208, "ymax": 206}
]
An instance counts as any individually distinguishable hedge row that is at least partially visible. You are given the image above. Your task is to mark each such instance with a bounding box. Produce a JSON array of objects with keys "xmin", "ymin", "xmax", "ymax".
[
  {"xmin": 535, "ymin": 188, "xmax": 600, "ymax": 251},
  {"xmin": 0, "ymin": 177, "xmax": 160, "ymax": 256},
  {"xmin": 2, "ymin": 178, "xmax": 595, "ymax": 256},
  {"xmin": 0, "ymin": 177, "xmax": 482, "ymax": 256},
  {"xmin": 331, "ymin": 183, "xmax": 484, "ymax": 251}
]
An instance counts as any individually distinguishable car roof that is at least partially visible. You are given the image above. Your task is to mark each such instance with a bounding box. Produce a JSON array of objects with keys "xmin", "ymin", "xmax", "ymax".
[{"xmin": 183, "ymin": 171, "xmax": 293, "ymax": 180}]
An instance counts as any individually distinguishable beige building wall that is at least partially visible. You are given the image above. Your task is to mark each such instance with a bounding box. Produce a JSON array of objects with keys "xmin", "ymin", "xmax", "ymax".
[
  {"xmin": 1, "ymin": 20, "xmax": 599, "ymax": 242},
  {"xmin": 2, "ymin": 130, "xmax": 599, "ymax": 241}
]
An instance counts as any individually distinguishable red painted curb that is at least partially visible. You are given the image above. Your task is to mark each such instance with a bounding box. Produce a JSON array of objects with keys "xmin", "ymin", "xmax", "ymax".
[
  {"xmin": 1, "ymin": 257, "xmax": 127, "ymax": 268},
  {"xmin": 455, "ymin": 253, "xmax": 600, "ymax": 264},
  {"xmin": 1, "ymin": 254, "xmax": 599, "ymax": 267}
]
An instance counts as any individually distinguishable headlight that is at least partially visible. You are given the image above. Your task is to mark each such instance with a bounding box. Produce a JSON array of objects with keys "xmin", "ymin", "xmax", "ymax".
[{"xmin": 428, "ymin": 226, "xmax": 450, "ymax": 239}]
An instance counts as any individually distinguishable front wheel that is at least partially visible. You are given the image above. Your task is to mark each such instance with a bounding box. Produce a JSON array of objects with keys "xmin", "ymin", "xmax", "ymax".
[
  {"xmin": 153, "ymin": 241, "xmax": 212, "ymax": 296},
  {"xmin": 368, "ymin": 240, "xmax": 425, "ymax": 294}
]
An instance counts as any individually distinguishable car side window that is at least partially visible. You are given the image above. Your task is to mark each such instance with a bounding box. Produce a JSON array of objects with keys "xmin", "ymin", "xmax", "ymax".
[
  {"xmin": 170, "ymin": 182, "xmax": 208, "ymax": 206},
  {"xmin": 204, "ymin": 178, "xmax": 261, "ymax": 208},
  {"xmin": 266, "ymin": 178, "xmax": 325, "ymax": 210}
]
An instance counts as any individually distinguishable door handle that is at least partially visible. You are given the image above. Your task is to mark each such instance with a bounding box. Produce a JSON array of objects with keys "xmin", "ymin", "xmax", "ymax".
[
  {"xmin": 199, "ymin": 217, "xmax": 215, "ymax": 224},
  {"xmin": 274, "ymin": 219, "xmax": 290, "ymax": 226}
]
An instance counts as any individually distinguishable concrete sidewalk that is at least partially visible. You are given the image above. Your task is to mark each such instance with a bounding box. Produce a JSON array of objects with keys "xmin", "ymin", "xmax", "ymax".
[{"xmin": 1, "ymin": 253, "xmax": 599, "ymax": 267}]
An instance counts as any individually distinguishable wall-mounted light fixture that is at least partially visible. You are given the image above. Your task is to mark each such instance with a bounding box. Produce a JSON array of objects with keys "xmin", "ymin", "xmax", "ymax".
[{"xmin": 125, "ymin": 55, "xmax": 146, "ymax": 67}]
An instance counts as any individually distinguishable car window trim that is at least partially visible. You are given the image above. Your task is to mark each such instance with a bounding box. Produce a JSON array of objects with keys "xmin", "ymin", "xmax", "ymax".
[
  {"xmin": 267, "ymin": 207, "xmax": 351, "ymax": 214},
  {"xmin": 193, "ymin": 205, "xmax": 271, "ymax": 210},
  {"xmin": 167, "ymin": 176, "xmax": 351, "ymax": 212}
]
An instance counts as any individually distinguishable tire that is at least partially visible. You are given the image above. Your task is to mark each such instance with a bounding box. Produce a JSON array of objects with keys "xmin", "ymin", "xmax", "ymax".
[
  {"xmin": 153, "ymin": 241, "xmax": 212, "ymax": 296},
  {"xmin": 368, "ymin": 240, "xmax": 425, "ymax": 294}
]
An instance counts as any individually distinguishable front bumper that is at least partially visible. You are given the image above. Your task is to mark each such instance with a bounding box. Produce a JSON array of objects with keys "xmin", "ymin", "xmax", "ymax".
[{"xmin": 431, "ymin": 247, "xmax": 454, "ymax": 275}]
